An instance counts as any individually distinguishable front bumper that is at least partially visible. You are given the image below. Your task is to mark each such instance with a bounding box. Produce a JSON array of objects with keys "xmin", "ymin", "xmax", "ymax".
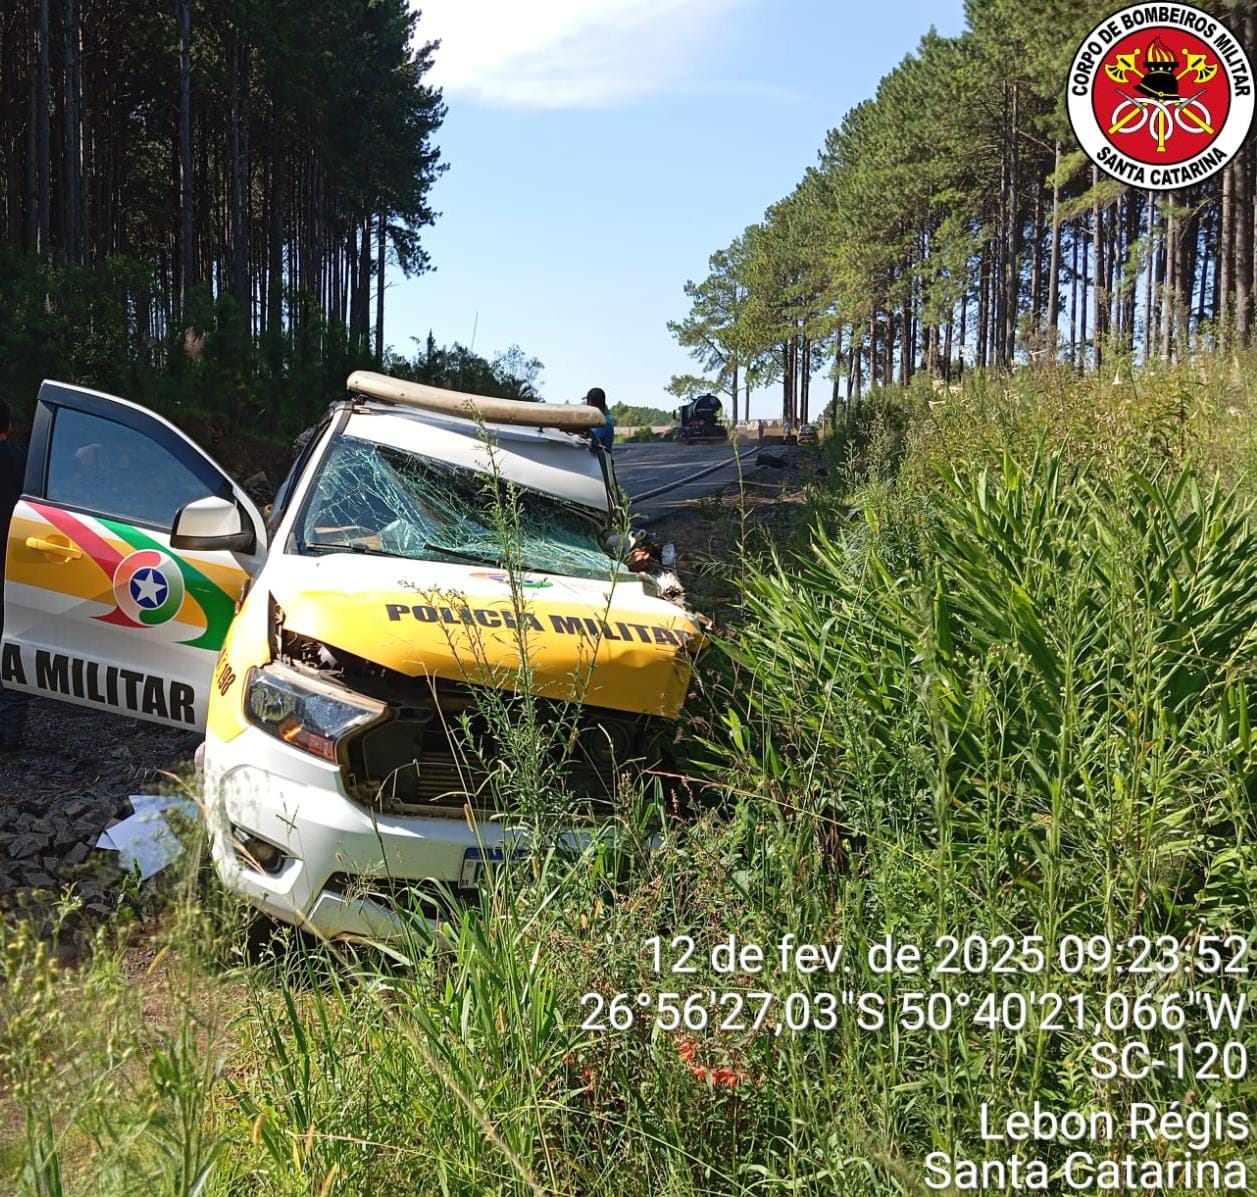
[{"xmin": 203, "ymin": 726, "xmax": 573, "ymax": 939}]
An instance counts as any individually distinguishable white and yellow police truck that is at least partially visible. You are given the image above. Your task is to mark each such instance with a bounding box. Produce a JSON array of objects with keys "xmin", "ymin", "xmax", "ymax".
[{"xmin": 3, "ymin": 373, "xmax": 701, "ymax": 938}]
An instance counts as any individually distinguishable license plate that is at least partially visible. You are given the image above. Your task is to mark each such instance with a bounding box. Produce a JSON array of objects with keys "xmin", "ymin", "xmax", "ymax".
[{"xmin": 459, "ymin": 846, "xmax": 524, "ymax": 887}]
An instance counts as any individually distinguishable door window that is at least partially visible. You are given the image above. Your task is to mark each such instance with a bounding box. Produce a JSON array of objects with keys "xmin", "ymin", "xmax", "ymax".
[{"xmin": 46, "ymin": 407, "xmax": 214, "ymax": 529}]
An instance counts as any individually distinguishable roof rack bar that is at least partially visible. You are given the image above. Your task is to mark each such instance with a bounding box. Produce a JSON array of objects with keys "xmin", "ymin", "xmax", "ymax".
[{"xmin": 346, "ymin": 370, "xmax": 605, "ymax": 431}]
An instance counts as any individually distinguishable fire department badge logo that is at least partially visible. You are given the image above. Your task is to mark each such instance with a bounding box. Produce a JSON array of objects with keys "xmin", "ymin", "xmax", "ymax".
[
  {"xmin": 113, "ymin": 549, "xmax": 186, "ymax": 626},
  {"xmin": 1068, "ymin": 3, "xmax": 1253, "ymax": 190}
]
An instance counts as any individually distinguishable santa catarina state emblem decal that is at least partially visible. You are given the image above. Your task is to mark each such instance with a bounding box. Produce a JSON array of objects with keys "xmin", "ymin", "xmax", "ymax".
[{"xmin": 1068, "ymin": 3, "xmax": 1254, "ymax": 190}]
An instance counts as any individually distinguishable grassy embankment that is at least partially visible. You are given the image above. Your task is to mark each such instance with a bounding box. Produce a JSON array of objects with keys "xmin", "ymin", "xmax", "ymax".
[{"xmin": 3, "ymin": 351, "xmax": 1257, "ymax": 1195}]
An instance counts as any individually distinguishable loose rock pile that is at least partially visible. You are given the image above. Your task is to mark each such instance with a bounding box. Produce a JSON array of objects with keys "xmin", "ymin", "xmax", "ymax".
[{"xmin": 0, "ymin": 697, "xmax": 198, "ymax": 922}]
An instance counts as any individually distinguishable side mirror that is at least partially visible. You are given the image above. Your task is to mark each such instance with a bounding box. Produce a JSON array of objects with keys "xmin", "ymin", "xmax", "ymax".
[{"xmin": 171, "ymin": 496, "xmax": 256, "ymax": 553}]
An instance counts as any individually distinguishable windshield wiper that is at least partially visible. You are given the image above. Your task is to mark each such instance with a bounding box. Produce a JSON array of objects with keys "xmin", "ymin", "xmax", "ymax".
[
  {"xmin": 423, "ymin": 541, "xmax": 507, "ymax": 568},
  {"xmin": 305, "ymin": 541, "xmax": 392, "ymax": 557}
]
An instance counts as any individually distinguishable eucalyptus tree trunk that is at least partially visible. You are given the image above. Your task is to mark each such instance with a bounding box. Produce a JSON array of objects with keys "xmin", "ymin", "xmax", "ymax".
[
  {"xmin": 793, "ymin": 333, "xmax": 801, "ymax": 425},
  {"xmin": 1068, "ymin": 228, "xmax": 1079, "ymax": 366},
  {"xmin": 1143, "ymin": 195, "xmax": 1155, "ymax": 360},
  {"xmin": 1178, "ymin": 190, "xmax": 1198, "ymax": 352},
  {"xmin": 801, "ymin": 335, "xmax": 810, "ymax": 423},
  {"xmin": 1235, "ymin": 148, "xmax": 1253, "ymax": 347},
  {"xmin": 900, "ymin": 299, "xmax": 911, "ymax": 385},
  {"xmin": 25, "ymin": 5, "xmax": 38, "ymax": 249},
  {"xmin": 1108, "ymin": 199, "xmax": 1121, "ymax": 342},
  {"xmin": 829, "ymin": 328, "xmax": 840, "ymax": 417},
  {"xmin": 228, "ymin": 33, "xmax": 251, "ymax": 310},
  {"xmin": 1003, "ymin": 84, "xmax": 1021, "ymax": 364},
  {"xmin": 957, "ymin": 289, "xmax": 967, "ymax": 379},
  {"xmin": 1029, "ymin": 181, "xmax": 1042, "ymax": 341},
  {"xmin": 62, "ymin": 0, "xmax": 80, "ymax": 262},
  {"xmin": 357, "ymin": 213, "xmax": 372, "ymax": 352},
  {"xmin": 1219, "ymin": 166, "xmax": 1234, "ymax": 340},
  {"xmin": 976, "ymin": 250, "xmax": 989, "ymax": 368},
  {"xmin": 1091, "ymin": 167, "xmax": 1105, "ymax": 368},
  {"xmin": 267, "ymin": 98, "xmax": 285, "ymax": 377},
  {"xmin": 1152, "ymin": 199, "xmax": 1167, "ymax": 354},
  {"xmin": 1241, "ymin": 8, "xmax": 1257, "ymax": 346},
  {"xmin": 1199, "ymin": 206, "xmax": 1214, "ymax": 329},
  {"xmin": 375, "ymin": 210, "xmax": 385, "ymax": 363},
  {"xmin": 1079, "ymin": 220, "xmax": 1089, "ymax": 369},
  {"xmin": 1123, "ymin": 193, "xmax": 1139, "ymax": 352},
  {"xmin": 176, "ymin": 0, "xmax": 193, "ymax": 310},
  {"xmin": 1211, "ymin": 190, "xmax": 1222, "ymax": 324},
  {"xmin": 1160, "ymin": 198, "xmax": 1176, "ymax": 361},
  {"xmin": 855, "ymin": 322, "xmax": 866, "ymax": 397},
  {"xmin": 781, "ymin": 340, "xmax": 791, "ymax": 423},
  {"xmin": 36, "ymin": 0, "xmax": 50, "ymax": 254},
  {"xmin": 1, "ymin": 13, "xmax": 17, "ymax": 239}
]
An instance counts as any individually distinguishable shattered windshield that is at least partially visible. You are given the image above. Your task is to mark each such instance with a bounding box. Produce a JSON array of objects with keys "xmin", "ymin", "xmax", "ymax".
[{"xmin": 296, "ymin": 435, "xmax": 622, "ymax": 580}]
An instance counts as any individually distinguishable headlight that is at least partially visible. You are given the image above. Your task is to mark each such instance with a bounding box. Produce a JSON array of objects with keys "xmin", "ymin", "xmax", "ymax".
[{"xmin": 244, "ymin": 664, "xmax": 384, "ymax": 762}]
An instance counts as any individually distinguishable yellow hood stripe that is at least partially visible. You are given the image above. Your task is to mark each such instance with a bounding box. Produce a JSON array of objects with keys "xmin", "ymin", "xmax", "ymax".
[{"xmin": 278, "ymin": 589, "xmax": 700, "ymax": 718}]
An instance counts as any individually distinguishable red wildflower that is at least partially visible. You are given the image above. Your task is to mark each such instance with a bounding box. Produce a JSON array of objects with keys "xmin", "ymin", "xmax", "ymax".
[{"xmin": 673, "ymin": 1038, "xmax": 745, "ymax": 1088}]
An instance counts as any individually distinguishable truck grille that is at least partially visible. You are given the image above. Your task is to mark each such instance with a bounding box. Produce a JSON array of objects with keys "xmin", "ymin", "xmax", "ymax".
[
  {"xmin": 280, "ymin": 632, "xmax": 662, "ymax": 818},
  {"xmin": 342, "ymin": 704, "xmax": 655, "ymax": 818}
]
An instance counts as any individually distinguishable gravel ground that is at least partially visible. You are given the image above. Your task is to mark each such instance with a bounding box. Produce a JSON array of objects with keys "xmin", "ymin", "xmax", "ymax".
[{"xmin": 0, "ymin": 697, "xmax": 198, "ymax": 923}]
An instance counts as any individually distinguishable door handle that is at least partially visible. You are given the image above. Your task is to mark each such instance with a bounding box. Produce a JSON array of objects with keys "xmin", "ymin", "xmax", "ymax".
[{"xmin": 26, "ymin": 535, "xmax": 83, "ymax": 561}]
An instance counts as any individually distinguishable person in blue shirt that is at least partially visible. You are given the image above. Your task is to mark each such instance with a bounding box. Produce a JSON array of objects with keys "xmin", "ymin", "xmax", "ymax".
[{"xmin": 585, "ymin": 387, "xmax": 615, "ymax": 451}]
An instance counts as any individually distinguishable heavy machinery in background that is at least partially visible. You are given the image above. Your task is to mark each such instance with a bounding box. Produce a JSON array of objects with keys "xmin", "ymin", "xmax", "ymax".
[{"xmin": 676, "ymin": 393, "xmax": 727, "ymax": 443}]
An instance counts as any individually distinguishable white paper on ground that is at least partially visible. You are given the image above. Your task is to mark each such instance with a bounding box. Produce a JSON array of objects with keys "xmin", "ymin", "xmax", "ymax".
[
  {"xmin": 93, "ymin": 812, "xmax": 180, "ymax": 880},
  {"xmin": 128, "ymin": 793, "xmax": 199, "ymax": 820},
  {"xmin": 93, "ymin": 793, "xmax": 200, "ymax": 880}
]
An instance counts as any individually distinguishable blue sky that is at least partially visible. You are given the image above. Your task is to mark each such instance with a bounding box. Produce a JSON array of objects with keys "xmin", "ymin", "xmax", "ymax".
[{"xmin": 390, "ymin": 0, "xmax": 968, "ymax": 419}]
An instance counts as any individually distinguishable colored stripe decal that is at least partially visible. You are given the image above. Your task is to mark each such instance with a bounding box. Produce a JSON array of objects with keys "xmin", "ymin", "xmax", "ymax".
[
  {"xmin": 99, "ymin": 518, "xmax": 237, "ymax": 651},
  {"xmin": 27, "ymin": 502, "xmax": 143, "ymax": 628},
  {"xmin": 29, "ymin": 501, "xmax": 124, "ymax": 575},
  {"xmin": 24, "ymin": 501, "xmax": 238, "ymax": 651}
]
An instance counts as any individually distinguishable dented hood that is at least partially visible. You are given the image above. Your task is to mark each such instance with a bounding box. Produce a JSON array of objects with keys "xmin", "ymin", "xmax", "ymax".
[{"xmin": 269, "ymin": 555, "xmax": 700, "ymax": 718}]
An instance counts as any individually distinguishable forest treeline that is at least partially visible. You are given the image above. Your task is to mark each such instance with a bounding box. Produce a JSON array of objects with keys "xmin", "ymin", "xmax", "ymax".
[
  {"xmin": 0, "ymin": 0, "xmax": 526, "ymax": 431},
  {"xmin": 670, "ymin": 0, "xmax": 1257, "ymax": 426}
]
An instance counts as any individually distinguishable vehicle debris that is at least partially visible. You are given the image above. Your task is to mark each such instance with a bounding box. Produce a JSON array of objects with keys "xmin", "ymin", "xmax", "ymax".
[{"xmin": 95, "ymin": 794, "xmax": 199, "ymax": 880}]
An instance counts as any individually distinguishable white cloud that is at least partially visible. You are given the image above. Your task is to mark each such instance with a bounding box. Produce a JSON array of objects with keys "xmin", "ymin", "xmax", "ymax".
[{"xmin": 412, "ymin": 0, "xmax": 755, "ymax": 109}]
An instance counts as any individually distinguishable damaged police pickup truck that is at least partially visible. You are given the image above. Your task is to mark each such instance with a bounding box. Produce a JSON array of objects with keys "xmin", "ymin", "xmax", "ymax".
[{"xmin": 3, "ymin": 373, "xmax": 702, "ymax": 938}]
